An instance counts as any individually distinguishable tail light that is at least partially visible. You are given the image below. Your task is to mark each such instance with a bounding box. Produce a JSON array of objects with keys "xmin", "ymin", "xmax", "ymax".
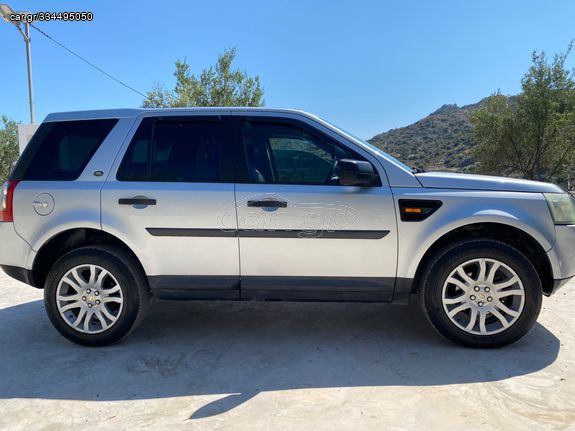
[{"xmin": 0, "ymin": 180, "xmax": 19, "ymax": 222}]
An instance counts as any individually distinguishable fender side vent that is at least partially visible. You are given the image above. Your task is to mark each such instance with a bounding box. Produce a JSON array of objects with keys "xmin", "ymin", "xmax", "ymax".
[{"xmin": 398, "ymin": 199, "xmax": 443, "ymax": 222}]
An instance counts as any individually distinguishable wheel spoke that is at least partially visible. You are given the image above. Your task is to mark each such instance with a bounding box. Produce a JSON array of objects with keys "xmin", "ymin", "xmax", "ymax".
[
  {"xmin": 486, "ymin": 262, "xmax": 501, "ymax": 284},
  {"xmin": 456, "ymin": 267, "xmax": 476, "ymax": 286},
  {"xmin": 479, "ymin": 311, "xmax": 487, "ymax": 334},
  {"xmin": 83, "ymin": 311, "xmax": 93, "ymax": 332},
  {"xmin": 490, "ymin": 308, "xmax": 510, "ymax": 329},
  {"xmin": 102, "ymin": 284, "xmax": 120, "ymax": 295},
  {"xmin": 448, "ymin": 302, "xmax": 471, "ymax": 317},
  {"xmin": 495, "ymin": 301, "xmax": 520, "ymax": 318},
  {"xmin": 497, "ymin": 288, "xmax": 524, "ymax": 298},
  {"xmin": 71, "ymin": 268, "xmax": 87, "ymax": 288},
  {"xmin": 72, "ymin": 308, "xmax": 87, "ymax": 328},
  {"xmin": 94, "ymin": 310, "xmax": 109, "ymax": 330},
  {"xmin": 103, "ymin": 297, "xmax": 122, "ymax": 304},
  {"xmin": 446, "ymin": 277, "xmax": 470, "ymax": 293},
  {"xmin": 60, "ymin": 301, "xmax": 82, "ymax": 312},
  {"xmin": 62, "ymin": 276, "xmax": 82, "ymax": 293},
  {"xmin": 443, "ymin": 295, "xmax": 467, "ymax": 305},
  {"xmin": 466, "ymin": 308, "xmax": 478, "ymax": 331},
  {"xmin": 88, "ymin": 265, "xmax": 97, "ymax": 287},
  {"xmin": 477, "ymin": 259, "xmax": 487, "ymax": 282},
  {"xmin": 100, "ymin": 306, "xmax": 117, "ymax": 322},
  {"xmin": 94, "ymin": 269, "xmax": 108, "ymax": 290},
  {"xmin": 57, "ymin": 293, "xmax": 82, "ymax": 302},
  {"xmin": 494, "ymin": 276, "xmax": 520, "ymax": 290}
]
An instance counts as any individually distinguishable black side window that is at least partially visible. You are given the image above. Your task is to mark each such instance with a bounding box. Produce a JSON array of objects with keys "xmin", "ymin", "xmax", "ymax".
[
  {"xmin": 242, "ymin": 121, "xmax": 375, "ymax": 185},
  {"xmin": 117, "ymin": 118, "xmax": 224, "ymax": 182},
  {"xmin": 12, "ymin": 119, "xmax": 118, "ymax": 181}
]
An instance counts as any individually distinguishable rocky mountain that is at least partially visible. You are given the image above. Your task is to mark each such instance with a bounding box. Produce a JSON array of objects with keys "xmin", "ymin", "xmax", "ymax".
[{"xmin": 368, "ymin": 101, "xmax": 483, "ymax": 172}]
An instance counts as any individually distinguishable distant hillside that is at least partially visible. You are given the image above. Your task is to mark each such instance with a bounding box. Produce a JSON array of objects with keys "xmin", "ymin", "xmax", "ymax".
[{"xmin": 368, "ymin": 101, "xmax": 483, "ymax": 172}]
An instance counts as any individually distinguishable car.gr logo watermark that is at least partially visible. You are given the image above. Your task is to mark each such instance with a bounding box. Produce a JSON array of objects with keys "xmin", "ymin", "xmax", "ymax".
[{"xmin": 216, "ymin": 193, "xmax": 360, "ymax": 238}]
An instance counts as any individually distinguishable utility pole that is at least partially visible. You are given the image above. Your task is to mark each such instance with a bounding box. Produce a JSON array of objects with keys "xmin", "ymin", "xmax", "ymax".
[
  {"xmin": 0, "ymin": 4, "xmax": 35, "ymax": 124},
  {"xmin": 23, "ymin": 21, "xmax": 35, "ymax": 124}
]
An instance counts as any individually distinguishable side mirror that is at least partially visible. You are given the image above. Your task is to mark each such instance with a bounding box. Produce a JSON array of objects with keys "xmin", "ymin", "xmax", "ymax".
[{"xmin": 338, "ymin": 159, "xmax": 379, "ymax": 186}]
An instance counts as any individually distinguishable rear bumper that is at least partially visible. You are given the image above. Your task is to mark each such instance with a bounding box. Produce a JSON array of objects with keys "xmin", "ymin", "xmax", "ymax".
[
  {"xmin": 0, "ymin": 223, "xmax": 33, "ymax": 269},
  {"xmin": 0, "ymin": 265, "xmax": 35, "ymax": 287}
]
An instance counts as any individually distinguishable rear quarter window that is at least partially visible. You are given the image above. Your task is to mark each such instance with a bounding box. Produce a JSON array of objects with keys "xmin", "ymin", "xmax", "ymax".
[{"xmin": 11, "ymin": 119, "xmax": 118, "ymax": 181}]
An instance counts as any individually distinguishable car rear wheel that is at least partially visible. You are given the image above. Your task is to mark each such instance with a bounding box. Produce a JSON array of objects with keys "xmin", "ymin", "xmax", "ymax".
[
  {"xmin": 44, "ymin": 245, "xmax": 150, "ymax": 346},
  {"xmin": 420, "ymin": 239, "xmax": 543, "ymax": 348}
]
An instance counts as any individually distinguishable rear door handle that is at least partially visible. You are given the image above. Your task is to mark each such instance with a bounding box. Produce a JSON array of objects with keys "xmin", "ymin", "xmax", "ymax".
[
  {"xmin": 247, "ymin": 200, "xmax": 287, "ymax": 208},
  {"xmin": 119, "ymin": 197, "xmax": 157, "ymax": 206}
]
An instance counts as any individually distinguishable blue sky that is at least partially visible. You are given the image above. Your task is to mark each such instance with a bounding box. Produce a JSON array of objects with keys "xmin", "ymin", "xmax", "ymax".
[{"xmin": 1, "ymin": 0, "xmax": 574, "ymax": 139}]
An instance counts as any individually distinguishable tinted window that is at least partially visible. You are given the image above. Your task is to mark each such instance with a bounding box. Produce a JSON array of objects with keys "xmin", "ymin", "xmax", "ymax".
[
  {"xmin": 12, "ymin": 119, "xmax": 117, "ymax": 181},
  {"xmin": 243, "ymin": 121, "xmax": 375, "ymax": 185},
  {"xmin": 118, "ymin": 118, "xmax": 223, "ymax": 182}
]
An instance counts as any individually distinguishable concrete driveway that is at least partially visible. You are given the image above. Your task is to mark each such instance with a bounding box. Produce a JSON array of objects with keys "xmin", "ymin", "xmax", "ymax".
[{"xmin": 0, "ymin": 269, "xmax": 574, "ymax": 430}]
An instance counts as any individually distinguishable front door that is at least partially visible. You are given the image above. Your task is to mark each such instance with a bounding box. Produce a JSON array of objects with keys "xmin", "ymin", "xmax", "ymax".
[
  {"xmin": 233, "ymin": 115, "xmax": 398, "ymax": 301},
  {"xmin": 101, "ymin": 114, "xmax": 240, "ymax": 299}
]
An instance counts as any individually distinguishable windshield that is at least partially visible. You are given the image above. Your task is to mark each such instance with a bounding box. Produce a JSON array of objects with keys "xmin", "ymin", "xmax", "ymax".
[{"xmin": 317, "ymin": 117, "xmax": 414, "ymax": 172}]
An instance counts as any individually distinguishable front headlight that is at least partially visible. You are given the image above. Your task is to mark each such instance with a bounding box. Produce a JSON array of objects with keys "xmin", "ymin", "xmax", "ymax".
[{"xmin": 544, "ymin": 193, "xmax": 575, "ymax": 225}]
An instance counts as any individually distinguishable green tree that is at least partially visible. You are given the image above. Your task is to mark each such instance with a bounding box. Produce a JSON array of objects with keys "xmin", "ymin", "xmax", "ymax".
[
  {"xmin": 143, "ymin": 47, "xmax": 264, "ymax": 108},
  {"xmin": 470, "ymin": 44, "xmax": 575, "ymax": 183},
  {"xmin": 0, "ymin": 116, "xmax": 19, "ymax": 184}
]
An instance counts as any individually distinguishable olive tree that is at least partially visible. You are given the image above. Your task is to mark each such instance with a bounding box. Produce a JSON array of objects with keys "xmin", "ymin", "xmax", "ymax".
[
  {"xmin": 143, "ymin": 47, "xmax": 264, "ymax": 108},
  {"xmin": 470, "ymin": 44, "xmax": 575, "ymax": 183},
  {"xmin": 0, "ymin": 116, "xmax": 19, "ymax": 184}
]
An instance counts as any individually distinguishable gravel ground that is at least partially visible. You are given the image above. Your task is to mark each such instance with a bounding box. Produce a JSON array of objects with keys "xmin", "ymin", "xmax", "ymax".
[{"xmin": 0, "ymin": 268, "xmax": 574, "ymax": 430}]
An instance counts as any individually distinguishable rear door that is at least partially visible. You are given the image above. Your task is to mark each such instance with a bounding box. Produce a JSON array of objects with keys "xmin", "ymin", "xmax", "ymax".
[
  {"xmin": 232, "ymin": 114, "xmax": 398, "ymax": 301},
  {"xmin": 101, "ymin": 114, "xmax": 240, "ymax": 299}
]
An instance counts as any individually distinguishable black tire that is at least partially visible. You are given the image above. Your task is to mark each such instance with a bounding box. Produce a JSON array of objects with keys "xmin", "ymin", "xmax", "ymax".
[
  {"xmin": 419, "ymin": 239, "xmax": 543, "ymax": 348},
  {"xmin": 44, "ymin": 245, "xmax": 150, "ymax": 346}
]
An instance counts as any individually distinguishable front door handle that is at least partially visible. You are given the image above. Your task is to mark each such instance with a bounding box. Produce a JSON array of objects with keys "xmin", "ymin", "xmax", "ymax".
[
  {"xmin": 247, "ymin": 200, "xmax": 287, "ymax": 208},
  {"xmin": 119, "ymin": 197, "xmax": 157, "ymax": 206}
]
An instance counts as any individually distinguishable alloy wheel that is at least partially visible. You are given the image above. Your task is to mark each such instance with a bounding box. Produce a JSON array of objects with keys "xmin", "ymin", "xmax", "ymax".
[
  {"xmin": 56, "ymin": 264, "xmax": 124, "ymax": 334},
  {"xmin": 441, "ymin": 258, "xmax": 525, "ymax": 335}
]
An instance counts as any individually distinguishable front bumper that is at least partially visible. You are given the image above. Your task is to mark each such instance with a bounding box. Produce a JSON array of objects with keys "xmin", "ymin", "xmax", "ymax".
[{"xmin": 546, "ymin": 224, "xmax": 575, "ymax": 295}]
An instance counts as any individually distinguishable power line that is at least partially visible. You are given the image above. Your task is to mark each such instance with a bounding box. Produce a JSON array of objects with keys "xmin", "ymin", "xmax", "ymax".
[{"xmin": 30, "ymin": 23, "xmax": 147, "ymax": 98}]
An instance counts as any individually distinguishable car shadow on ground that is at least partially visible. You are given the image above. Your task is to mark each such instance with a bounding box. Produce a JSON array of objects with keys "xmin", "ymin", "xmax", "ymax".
[{"xmin": 0, "ymin": 298, "xmax": 560, "ymax": 418}]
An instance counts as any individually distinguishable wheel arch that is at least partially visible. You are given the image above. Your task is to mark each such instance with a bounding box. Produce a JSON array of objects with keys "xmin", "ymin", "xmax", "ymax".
[
  {"xmin": 411, "ymin": 222, "xmax": 554, "ymax": 296},
  {"xmin": 30, "ymin": 227, "xmax": 146, "ymax": 289}
]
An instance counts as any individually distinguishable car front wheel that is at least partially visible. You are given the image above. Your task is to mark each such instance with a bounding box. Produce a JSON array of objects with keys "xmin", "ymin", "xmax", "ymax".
[{"xmin": 420, "ymin": 239, "xmax": 543, "ymax": 348}]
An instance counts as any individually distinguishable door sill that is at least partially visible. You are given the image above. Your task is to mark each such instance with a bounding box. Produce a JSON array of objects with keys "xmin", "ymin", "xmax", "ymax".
[{"xmin": 148, "ymin": 275, "xmax": 397, "ymax": 302}]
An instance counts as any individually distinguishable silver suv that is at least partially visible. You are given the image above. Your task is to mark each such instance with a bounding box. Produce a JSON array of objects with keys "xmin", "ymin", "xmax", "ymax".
[{"xmin": 1, "ymin": 108, "xmax": 574, "ymax": 347}]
